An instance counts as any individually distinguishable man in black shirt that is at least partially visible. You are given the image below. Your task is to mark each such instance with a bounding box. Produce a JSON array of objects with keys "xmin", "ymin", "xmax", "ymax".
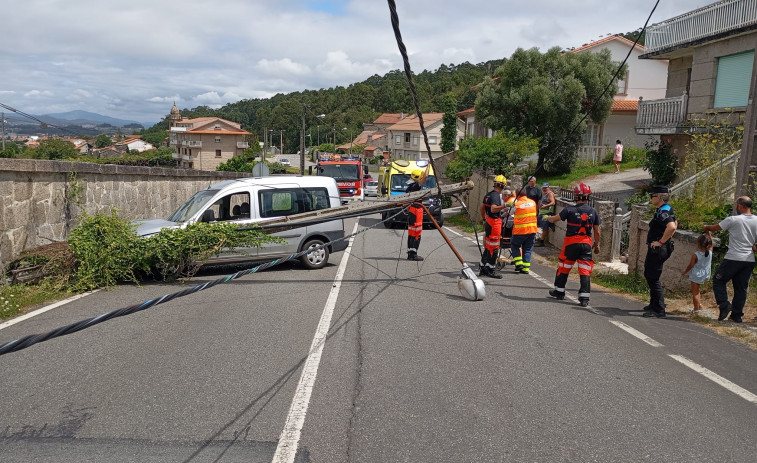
[
  {"xmin": 643, "ymin": 185, "xmax": 677, "ymax": 318},
  {"xmin": 525, "ymin": 176, "xmax": 542, "ymax": 205}
]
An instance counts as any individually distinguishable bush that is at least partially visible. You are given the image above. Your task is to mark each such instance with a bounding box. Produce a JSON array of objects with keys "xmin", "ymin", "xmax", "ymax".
[{"xmin": 643, "ymin": 138, "xmax": 678, "ymax": 185}]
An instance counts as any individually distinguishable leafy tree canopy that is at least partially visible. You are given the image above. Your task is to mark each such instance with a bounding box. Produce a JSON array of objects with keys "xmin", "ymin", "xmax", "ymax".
[
  {"xmin": 441, "ymin": 93, "xmax": 458, "ymax": 154},
  {"xmin": 475, "ymin": 47, "xmax": 624, "ymax": 174},
  {"xmin": 445, "ymin": 129, "xmax": 539, "ymax": 182},
  {"xmin": 35, "ymin": 139, "xmax": 79, "ymax": 160},
  {"xmin": 95, "ymin": 134, "xmax": 112, "ymax": 148}
]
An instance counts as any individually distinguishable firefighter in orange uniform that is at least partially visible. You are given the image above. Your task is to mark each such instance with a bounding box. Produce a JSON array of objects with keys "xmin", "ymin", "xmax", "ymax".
[
  {"xmin": 479, "ymin": 175, "xmax": 507, "ymax": 278},
  {"xmin": 510, "ymin": 188, "xmax": 538, "ymax": 273},
  {"xmin": 406, "ymin": 169, "xmax": 427, "ymax": 261},
  {"xmin": 547, "ymin": 182, "xmax": 601, "ymax": 307}
]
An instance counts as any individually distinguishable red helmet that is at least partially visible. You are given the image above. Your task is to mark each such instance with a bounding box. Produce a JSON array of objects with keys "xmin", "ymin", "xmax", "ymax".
[{"xmin": 573, "ymin": 183, "xmax": 591, "ymax": 197}]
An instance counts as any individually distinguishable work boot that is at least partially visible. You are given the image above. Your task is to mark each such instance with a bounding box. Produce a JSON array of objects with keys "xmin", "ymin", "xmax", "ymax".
[
  {"xmin": 549, "ymin": 289, "xmax": 565, "ymax": 300},
  {"xmin": 487, "ymin": 270, "xmax": 503, "ymax": 279},
  {"xmin": 479, "ymin": 267, "xmax": 490, "ymax": 277},
  {"xmin": 407, "ymin": 254, "xmax": 424, "ymax": 261},
  {"xmin": 579, "ymin": 299, "xmax": 590, "ymax": 307},
  {"xmin": 514, "ymin": 265, "xmax": 523, "ymax": 273}
]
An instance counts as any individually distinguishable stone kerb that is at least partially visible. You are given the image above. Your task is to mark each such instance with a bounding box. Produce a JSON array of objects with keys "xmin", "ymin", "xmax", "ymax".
[{"xmin": 0, "ymin": 159, "xmax": 250, "ymax": 270}]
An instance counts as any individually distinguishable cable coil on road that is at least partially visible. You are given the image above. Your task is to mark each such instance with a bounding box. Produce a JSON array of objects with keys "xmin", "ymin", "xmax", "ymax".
[{"xmin": 0, "ymin": 202, "xmax": 427, "ymax": 356}]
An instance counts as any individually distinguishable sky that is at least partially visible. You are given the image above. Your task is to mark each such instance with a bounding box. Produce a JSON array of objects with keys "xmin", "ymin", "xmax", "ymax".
[{"xmin": 0, "ymin": 0, "xmax": 716, "ymax": 126}]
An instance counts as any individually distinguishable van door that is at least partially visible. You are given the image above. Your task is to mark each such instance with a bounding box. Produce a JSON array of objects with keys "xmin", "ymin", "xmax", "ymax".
[
  {"xmin": 256, "ymin": 187, "xmax": 307, "ymax": 259},
  {"xmin": 200, "ymin": 190, "xmax": 258, "ymax": 263}
]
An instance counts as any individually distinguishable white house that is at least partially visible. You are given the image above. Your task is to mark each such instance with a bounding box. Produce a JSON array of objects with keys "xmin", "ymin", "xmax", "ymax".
[{"xmin": 571, "ymin": 35, "xmax": 669, "ymax": 158}]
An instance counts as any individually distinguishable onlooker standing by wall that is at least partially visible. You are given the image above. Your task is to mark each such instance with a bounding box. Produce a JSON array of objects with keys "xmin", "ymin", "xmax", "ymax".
[
  {"xmin": 643, "ymin": 185, "xmax": 677, "ymax": 318},
  {"xmin": 702, "ymin": 196, "xmax": 757, "ymax": 323},
  {"xmin": 536, "ymin": 182, "xmax": 555, "ymax": 246},
  {"xmin": 681, "ymin": 234, "xmax": 713, "ymax": 313},
  {"xmin": 525, "ymin": 176, "xmax": 542, "ymax": 205},
  {"xmin": 614, "ymin": 140, "xmax": 623, "ymax": 173}
]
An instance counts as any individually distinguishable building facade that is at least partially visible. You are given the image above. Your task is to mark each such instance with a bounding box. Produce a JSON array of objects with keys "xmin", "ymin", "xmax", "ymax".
[
  {"xmin": 168, "ymin": 103, "xmax": 251, "ymax": 170},
  {"xmin": 386, "ymin": 113, "xmax": 465, "ymax": 160},
  {"xmin": 635, "ymin": 0, "xmax": 757, "ymax": 189}
]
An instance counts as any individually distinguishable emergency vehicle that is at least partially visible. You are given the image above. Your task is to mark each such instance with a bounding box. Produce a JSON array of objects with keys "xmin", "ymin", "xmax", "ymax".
[
  {"xmin": 377, "ymin": 159, "xmax": 444, "ymax": 227},
  {"xmin": 315, "ymin": 155, "xmax": 367, "ymax": 204}
]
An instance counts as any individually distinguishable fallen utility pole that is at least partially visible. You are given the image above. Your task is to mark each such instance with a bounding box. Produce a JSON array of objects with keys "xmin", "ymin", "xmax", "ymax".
[{"xmin": 257, "ymin": 180, "xmax": 473, "ymax": 233}]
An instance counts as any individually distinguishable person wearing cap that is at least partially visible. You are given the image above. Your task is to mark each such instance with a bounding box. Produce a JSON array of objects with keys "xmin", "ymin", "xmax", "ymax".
[
  {"xmin": 702, "ymin": 196, "xmax": 757, "ymax": 323},
  {"xmin": 500, "ymin": 188, "xmax": 516, "ymax": 239},
  {"xmin": 405, "ymin": 168, "xmax": 427, "ymax": 261},
  {"xmin": 479, "ymin": 175, "xmax": 507, "ymax": 278},
  {"xmin": 510, "ymin": 187, "xmax": 538, "ymax": 274},
  {"xmin": 643, "ymin": 185, "xmax": 677, "ymax": 318},
  {"xmin": 536, "ymin": 182, "xmax": 556, "ymax": 246}
]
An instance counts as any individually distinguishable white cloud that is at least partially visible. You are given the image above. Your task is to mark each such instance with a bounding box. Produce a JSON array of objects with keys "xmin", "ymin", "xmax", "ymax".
[
  {"xmin": 24, "ymin": 90, "xmax": 54, "ymax": 98},
  {"xmin": 0, "ymin": 0, "xmax": 717, "ymax": 122},
  {"xmin": 257, "ymin": 58, "xmax": 311, "ymax": 76}
]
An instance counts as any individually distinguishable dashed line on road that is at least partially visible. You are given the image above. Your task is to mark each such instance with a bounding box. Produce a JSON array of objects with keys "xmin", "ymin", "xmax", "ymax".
[
  {"xmin": 272, "ymin": 222, "xmax": 358, "ymax": 463},
  {"xmin": 0, "ymin": 290, "xmax": 99, "ymax": 331},
  {"xmin": 669, "ymin": 354, "xmax": 757, "ymax": 404},
  {"xmin": 608, "ymin": 320, "xmax": 664, "ymax": 347}
]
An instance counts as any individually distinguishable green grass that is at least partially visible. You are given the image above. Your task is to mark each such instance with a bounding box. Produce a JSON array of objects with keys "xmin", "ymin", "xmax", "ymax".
[
  {"xmin": 592, "ymin": 270, "xmax": 649, "ymax": 296},
  {"xmin": 0, "ymin": 281, "xmax": 72, "ymax": 321},
  {"xmin": 446, "ymin": 211, "xmax": 483, "ymax": 233}
]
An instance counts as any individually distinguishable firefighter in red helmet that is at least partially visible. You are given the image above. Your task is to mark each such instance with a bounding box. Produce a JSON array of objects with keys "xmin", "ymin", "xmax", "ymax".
[{"xmin": 546, "ymin": 182, "xmax": 601, "ymax": 307}]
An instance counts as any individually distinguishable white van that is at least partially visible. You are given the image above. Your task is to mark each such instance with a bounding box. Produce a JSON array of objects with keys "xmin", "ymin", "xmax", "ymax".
[{"xmin": 133, "ymin": 176, "xmax": 347, "ymax": 269}]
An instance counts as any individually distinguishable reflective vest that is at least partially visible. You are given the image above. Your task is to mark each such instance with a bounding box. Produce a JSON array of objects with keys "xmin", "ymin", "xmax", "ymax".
[{"xmin": 512, "ymin": 197, "xmax": 537, "ymax": 235}]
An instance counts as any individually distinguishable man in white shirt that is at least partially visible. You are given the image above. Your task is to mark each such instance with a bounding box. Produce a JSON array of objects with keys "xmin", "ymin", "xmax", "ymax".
[{"xmin": 703, "ymin": 196, "xmax": 757, "ymax": 323}]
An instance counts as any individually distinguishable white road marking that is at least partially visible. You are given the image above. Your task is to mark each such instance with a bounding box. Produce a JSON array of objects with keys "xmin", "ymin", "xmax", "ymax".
[
  {"xmin": 272, "ymin": 222, "xmax": 358, "ymax": 463},
  {"xmin": 609, "ymin": 320, "xmax": 664, "ymax": 347},
  {"xmin": 0, "ymin": 290, "xmax": 99, "ymax": 331},
  {"xmin": 669, "ymin": 354, "xmax": 757, "ymax": 404}
]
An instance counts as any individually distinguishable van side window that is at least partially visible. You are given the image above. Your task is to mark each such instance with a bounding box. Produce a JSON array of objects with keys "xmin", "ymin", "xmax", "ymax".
[
  {"xmin": 206, "ymin": 192, "xmax": 250, "ymax": 221},
  {"xmin": 259, "ymin": 187, "xmax": 330, "ymax": 217}
]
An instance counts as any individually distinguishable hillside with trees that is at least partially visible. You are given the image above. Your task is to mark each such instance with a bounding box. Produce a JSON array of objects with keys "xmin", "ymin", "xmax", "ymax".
[{"xmin": 144, "ymin": 60, "xmax": 505, "ymax": 153}]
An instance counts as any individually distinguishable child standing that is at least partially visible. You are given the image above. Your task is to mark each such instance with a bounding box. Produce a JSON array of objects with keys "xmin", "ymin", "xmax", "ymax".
[{"xmin": 681, "ymin": 234, "xmax": 713, "ymax": 312}]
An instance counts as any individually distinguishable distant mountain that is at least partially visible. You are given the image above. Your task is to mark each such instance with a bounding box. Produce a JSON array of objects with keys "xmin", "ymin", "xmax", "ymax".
[{"xmin": 41, "ymin": 110, "xmax": 143, "ymax": 128}]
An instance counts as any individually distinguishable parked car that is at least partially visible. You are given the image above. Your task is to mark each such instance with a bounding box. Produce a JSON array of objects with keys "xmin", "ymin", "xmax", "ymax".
[
  {"xmin": 133, "ymin": 176, "xmax": 347, "ymax": 269},
  {"xmin": 280, "ymin": 158, "xmax": 291, "ymax": 166},
  {"xmin": 365, "ymin": 180, "xmax": 379, "ymax": 197}
]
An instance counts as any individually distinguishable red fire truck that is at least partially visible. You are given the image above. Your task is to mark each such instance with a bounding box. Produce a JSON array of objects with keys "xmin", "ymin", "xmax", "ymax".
[{"xmin": 316, "ymin": 155, "xmax": 368, "ymax": 204}]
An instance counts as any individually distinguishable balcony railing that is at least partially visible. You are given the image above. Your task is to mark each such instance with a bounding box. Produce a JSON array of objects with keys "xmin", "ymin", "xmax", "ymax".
[
  {"xmin": 645, "ymin": 0, "xmax": 757, "ymax": 53},
  {"xmin": 635, "ymin": 93, "xmax": 688, "ymax": 135},
  {"xmin": 181, "ymin": 140, "xmax": 202, "ymax": 147},
  {"xmin": 576, "ymin": 145, "xmax": 607, "ymax": 164},
  {"xmin": 237, "ymin": 142, "xmax": 249, "ymax": 149}
]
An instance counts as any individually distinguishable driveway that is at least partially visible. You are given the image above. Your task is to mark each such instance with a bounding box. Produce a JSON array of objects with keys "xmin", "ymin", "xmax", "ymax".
[{"xmin": 582, "ymin": 167, "xmax": 651, "ymax": 212}]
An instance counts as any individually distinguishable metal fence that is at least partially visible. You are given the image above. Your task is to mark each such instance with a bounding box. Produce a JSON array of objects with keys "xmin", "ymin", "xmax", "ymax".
[{"xmin": 645, "ymin": 0, "xmax": 757, "ymax": 53}]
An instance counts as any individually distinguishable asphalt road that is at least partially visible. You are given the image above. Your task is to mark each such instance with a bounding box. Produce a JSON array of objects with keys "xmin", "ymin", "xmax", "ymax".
[{"xmin": 1, "ymin": 215, "xmax": 756, "ymax": 462}]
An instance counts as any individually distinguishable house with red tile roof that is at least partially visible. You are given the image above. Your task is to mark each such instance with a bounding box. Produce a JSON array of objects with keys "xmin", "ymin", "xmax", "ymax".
[
  {"xmin": 570, "ymin": 35, "xmax": 668, "ymax": 159},
  {"xmin": 168, "ymin": 103, "xmax": 250, "ymax": 170},
  {"xmin": 385, "ymin": 113, "xmax": 464, "ymax": 160}
]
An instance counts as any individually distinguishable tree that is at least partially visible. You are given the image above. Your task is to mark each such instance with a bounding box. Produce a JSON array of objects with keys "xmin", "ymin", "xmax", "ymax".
[
  {"xmin": 475, "ymin": 47, "xmax": 623, "ymax": 174},
  {"xmin": 440, "ymin": 93, "xmax": 458, "ymax": 154},
  {"xmin": 36, "ymin": 139, "xmax": 79, "ymax": 160},
  {"xmin": 445, "ymin": 129, "xmax": 539, "ymax": 182},
  {"xmin": 95, "ymin": 134, "xmax": 112, "ymax": 148},
  {"xmin": 141, "ymin": 130, "xmax": 168, "ymax": 148}
]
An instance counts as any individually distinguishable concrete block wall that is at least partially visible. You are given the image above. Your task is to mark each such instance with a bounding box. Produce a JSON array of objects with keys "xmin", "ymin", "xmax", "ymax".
[
  {"xmin": 0, "ymin": 159, "xmax": 251, "ymax": 269},
  {"xmin": 544, "ymin": 195, "xmax": 616, "ymax": 263},
  {"xmin": 627, "ymin": 204, "xmax": 709, "ymax": 292}
]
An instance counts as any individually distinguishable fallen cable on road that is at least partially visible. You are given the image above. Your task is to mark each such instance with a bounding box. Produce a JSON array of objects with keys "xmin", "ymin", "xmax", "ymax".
[{"xmin": 0, "ymin": 206, "xmax": 414, "ymax": 356}]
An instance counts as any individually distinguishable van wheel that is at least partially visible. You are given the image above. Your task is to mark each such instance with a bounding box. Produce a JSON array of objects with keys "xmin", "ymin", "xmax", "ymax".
[
  {"xmin": 382, "ymin": 212, "xmax": 393, "ymax": 228},
  {"xmin": 301, "ymin": 239, "xmax": 329, "ymax": 269}
]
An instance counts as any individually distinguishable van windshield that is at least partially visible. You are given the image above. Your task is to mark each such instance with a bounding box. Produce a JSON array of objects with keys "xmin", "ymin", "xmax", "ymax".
[
  {"xmin": 390, "ymin": 175, "xmax": 437, "ymax": 192},
  {"xmin": 168, "ymin": 189, "xmax": 218, "ymax": 222}
]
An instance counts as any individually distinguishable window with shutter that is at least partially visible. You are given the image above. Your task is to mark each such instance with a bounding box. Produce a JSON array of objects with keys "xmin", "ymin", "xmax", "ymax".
[{"xmin": 714, "ymin": 51, "xmax": 754, "ymax": 108}]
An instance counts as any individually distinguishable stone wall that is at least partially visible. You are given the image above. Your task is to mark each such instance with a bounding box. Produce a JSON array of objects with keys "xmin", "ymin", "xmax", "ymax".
[
  {"xmin": 626, "ymin": 204, "xmax": 713, "ymax": 292},
  {"xmin": 544, "ymin": 194, "xmax": 616, "ymax": 263},
  {"xmin": 0, "ymin": 159, "xmax": 250, "ymax": 269}
]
